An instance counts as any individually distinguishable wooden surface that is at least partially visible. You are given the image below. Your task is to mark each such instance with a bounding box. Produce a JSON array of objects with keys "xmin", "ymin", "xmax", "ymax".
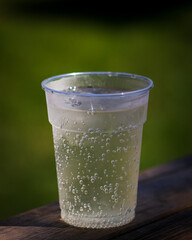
[{"xmin": 1, "ymin": 155, "xmax": 192, "ymax": 240}]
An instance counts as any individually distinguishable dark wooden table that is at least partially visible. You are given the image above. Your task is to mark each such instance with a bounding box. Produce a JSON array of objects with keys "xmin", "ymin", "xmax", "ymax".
[{"xmin": 1, "ymin": 156, "xmax": 192, "ymax": 240}]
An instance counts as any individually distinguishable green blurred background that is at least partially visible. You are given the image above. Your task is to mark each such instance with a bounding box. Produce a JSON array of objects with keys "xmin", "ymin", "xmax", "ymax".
[{"xmin": 0, "ymin": 0, "xmax": 192, "ymax": 220}]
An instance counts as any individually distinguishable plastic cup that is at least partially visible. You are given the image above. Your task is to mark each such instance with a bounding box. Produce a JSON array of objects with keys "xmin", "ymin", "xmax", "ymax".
[{"xmin": 41, "ymin": 72, "xmax": 153, "ymax": 228}]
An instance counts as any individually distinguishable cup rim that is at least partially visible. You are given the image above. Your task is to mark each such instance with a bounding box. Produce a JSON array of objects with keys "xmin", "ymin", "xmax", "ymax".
[{"xmin": 41, "ymin": 72, "xmax": 153, "ymax": 97}]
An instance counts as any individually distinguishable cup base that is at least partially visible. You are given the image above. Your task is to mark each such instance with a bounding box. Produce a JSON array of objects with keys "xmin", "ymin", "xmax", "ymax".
[{"xmin": 60, "ymin": 210, "xmax": 135, "ymax": 229}]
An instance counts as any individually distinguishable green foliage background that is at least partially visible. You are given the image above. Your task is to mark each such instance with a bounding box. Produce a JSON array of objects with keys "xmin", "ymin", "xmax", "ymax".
[{"xmin": 0, "ymin": 1, "xmax": 192, "ymax": 220}]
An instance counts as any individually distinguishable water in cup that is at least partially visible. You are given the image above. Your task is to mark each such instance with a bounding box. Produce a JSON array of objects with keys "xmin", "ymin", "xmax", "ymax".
[{"xmin": 49, "ymin": 87, "xmax": 147, "ymax": 228}]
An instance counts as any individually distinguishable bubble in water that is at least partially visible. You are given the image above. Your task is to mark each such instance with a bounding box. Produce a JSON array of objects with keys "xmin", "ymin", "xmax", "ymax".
[
  {"xmin": 66, "ymin": 149, "xmax": 70, "ymax": 153},
  {"xmin": 84, "ymin": 203, "xmax": 87, "ymax": 209},
  {"xmin": 72, "ymin": 189, "xmax": 76, "ymax": 194},
  {"xmin": 79, "ymin": 180, "xmax": 83, "ymax": 185},
  {"xmin": 94, "ymin": 173, "xmax": 98, "ymax": 178},
  {"xmin": 104, "ymin": 188, "xmax": 109, "ymax": 194},
  {"xmin": 91, "ymin": 176, "xmax": 95, "ymax": 183}
]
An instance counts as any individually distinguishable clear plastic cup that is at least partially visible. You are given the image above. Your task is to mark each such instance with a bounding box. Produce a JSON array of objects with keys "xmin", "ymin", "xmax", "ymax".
[{"xmin": 41, "ymin": 72, "xmax": 153, "ymax": 228}]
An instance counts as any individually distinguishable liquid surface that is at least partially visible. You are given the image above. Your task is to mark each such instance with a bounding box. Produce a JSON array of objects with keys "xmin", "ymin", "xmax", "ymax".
[{"xmin": 65, "ymin": 86, "xmax": 126, "ymax": 94}]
